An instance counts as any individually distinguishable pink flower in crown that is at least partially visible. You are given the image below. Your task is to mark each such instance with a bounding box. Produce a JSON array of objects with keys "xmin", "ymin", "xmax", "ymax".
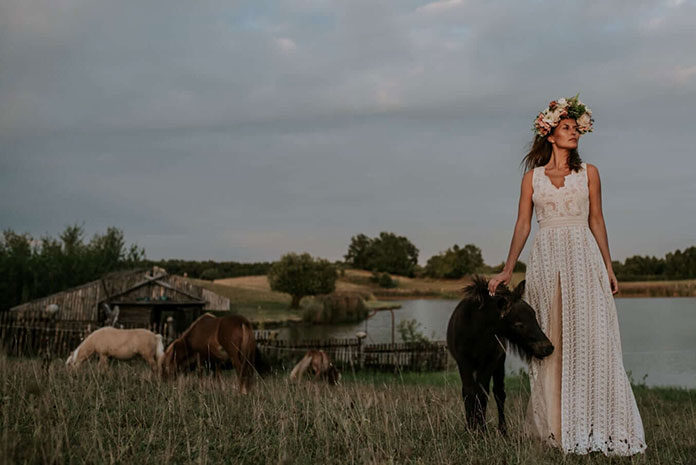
[
  {"xmin": 577, "ymin": 113, "xmax": 593, "ymax": 133},
  {"xmin": 548, "ymin": 100, "xmax": 558, "ymax": 110}
]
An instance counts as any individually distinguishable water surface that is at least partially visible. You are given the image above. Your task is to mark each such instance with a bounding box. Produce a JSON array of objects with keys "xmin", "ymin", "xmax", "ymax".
[{"xmin": 278, "ymin": 297, "xmax": 696, "ymax": 388}]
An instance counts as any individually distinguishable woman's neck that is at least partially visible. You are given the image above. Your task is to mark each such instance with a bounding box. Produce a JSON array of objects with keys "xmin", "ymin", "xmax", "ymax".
[{"xmin": 547, "ymin": 147, "xmax": 571, "ymax": 170}]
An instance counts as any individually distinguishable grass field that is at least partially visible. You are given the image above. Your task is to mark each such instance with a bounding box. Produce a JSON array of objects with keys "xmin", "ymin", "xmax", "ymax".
[{"xmin": 2, "ymin": 357, "xmax": 695, "ymax": 464}]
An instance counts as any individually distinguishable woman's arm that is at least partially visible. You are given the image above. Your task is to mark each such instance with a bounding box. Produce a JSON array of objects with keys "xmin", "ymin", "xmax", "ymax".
[
  {"xmin": 587, "ymin": 163, "xmax": 619, "ymax": 294},
  {"xmin": 488, "ymin": 170, "xmax": 534, "ymax": 295}
]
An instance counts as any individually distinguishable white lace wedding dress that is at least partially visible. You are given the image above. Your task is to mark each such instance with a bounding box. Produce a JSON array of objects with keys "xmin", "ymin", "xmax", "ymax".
[{"xmin": 523, "ymin": 162, "xmax": 647, "ymax": 455}]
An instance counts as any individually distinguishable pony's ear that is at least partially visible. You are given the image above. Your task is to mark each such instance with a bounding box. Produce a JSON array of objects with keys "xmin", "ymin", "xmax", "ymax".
[{"xmin": 513, "ymin": 280, "xmax": 526, "ymax": 299}]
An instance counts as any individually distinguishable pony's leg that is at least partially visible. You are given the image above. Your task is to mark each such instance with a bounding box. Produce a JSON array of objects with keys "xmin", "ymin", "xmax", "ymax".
[
  {"xmin": 474, "ymin": 370, "xmax": 494, "ymax": 430},
  {"xmin": 142, "ymin": 352, "xmax": 158, "ymax": 373},
  {"xmin": 492, "ymin": 360, "xmax": 507, "ymax": 435},
  {"xmin": 238, "ymin": 352, "xmax": 255, "ymax": 394},
  {"xmin": 457, "ymin": 363, "xmax": 478, "ymax": 430},
  {"xmin": 313, "ymin": 361, "xmax": 322, "ymax": 382},
  {"xmin": 98, "ymin": 354, "xmax": 109, "ymax": 370}
]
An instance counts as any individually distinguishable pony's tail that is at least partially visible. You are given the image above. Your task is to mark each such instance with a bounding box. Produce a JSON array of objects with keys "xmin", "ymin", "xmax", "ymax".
[
  {"xmin": 155, "ymin": 334, "xmax": 165, "ymax": 366},
  {"xmin": 241, "ymin": 323, "xmax": 255, "ymax": 369},
  {"xmin": 289, "ymin": 354, "xmax": 313, "ymax": 381},
  {"xmin": 238, "ymin": 323, "xmax": 256, "ymax": 394}
]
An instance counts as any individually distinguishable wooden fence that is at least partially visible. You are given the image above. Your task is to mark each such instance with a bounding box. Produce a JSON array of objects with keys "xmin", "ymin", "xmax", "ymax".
[{"xmin": 0, "ymin": 314, "xmax": 450, "ymax": 372}]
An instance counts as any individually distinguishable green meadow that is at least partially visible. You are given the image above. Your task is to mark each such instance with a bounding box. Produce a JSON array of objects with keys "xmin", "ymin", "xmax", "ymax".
[{"xmin": 1, "ymin": 357, "xmax": 694, "ymax": 464}]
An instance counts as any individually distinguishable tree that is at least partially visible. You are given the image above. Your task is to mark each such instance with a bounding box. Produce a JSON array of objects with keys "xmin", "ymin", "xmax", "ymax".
[
  {"xmin": 423, "ymin": 243, "xmax": 484, "ymax": 279},
  {"xmin": 267, "ymin": 253, "xmax": 337, "ymax": 309},
  {"xmin": 344, "ymin": 234, "xmax": 372, "ymax": 269},
  {"xmin": 344, "ymin": 232, "xmax": 419, "ymax": 277}
]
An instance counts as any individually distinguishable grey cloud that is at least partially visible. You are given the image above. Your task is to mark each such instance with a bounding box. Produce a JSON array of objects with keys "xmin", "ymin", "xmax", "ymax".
[{"xmin": 1, "ymin": 0, "xmax": 695, "ymax": 264}]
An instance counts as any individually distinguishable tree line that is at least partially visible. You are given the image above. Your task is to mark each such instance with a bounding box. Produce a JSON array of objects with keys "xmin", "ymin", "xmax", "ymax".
[
  {"xmin": 142, "ymin": 259, "xmax": 272, "ymax": 281},
  {"xmin": 2, "ymin": 226, "xmax": 695, "ymax": 311},
  {"xmin": 0, "ymin": 225, "xmax": 144, "ymax": 310},
  {"xmin": 611, "ymin": 247, "xmax": 696, "ymax": 281}
]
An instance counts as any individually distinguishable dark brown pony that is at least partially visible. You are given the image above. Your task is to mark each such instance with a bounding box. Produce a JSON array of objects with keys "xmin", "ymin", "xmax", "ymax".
[
  {"xmin": 289, "ymin": 349, "xmax": 340, "ymax": 385},
  {"xmin": 161, "ymin": 313, "xmax": 257, "ymax": 394},
  {"xmin": 447, "ymin": 275, "xmax": 554, "ymax": 433}
]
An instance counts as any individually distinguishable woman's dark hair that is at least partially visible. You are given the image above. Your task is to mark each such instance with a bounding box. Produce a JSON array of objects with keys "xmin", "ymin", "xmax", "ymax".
[{"xmin": 521, "ymin": 129, "xmax": 583, "ymax": 173}]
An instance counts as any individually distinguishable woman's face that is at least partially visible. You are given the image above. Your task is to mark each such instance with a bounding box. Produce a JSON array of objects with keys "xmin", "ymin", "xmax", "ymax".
[{"xmin": 548, "ymin": 118, "xmax": 580, "ymax": 150}]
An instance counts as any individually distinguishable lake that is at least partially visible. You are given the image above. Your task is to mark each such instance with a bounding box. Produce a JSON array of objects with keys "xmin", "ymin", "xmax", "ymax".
[{"xmin": 278, "ymin": 297, "xmax": 696, "ymax": 389}]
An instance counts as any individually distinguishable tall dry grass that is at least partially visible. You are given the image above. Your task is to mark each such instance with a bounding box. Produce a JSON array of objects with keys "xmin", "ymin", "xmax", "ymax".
[{"xmin": 1, "ymin": 357, "xmax": 695, "ymax": 464}]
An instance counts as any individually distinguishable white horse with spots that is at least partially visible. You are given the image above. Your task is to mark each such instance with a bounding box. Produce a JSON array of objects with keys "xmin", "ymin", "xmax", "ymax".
[{"xmin": 66, "ymin": 327, "xmax": 164, "ymax": 372}]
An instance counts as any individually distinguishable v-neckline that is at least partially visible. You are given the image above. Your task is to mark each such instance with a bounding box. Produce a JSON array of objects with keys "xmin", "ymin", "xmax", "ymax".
[{"xmin": 541, "ymin": 167, "xmax": 572, "ymax": 190}]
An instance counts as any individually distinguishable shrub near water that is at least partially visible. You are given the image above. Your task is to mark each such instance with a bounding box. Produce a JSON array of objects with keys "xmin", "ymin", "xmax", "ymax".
[
  {"xmin": 301, "ymin": 293, "xmax": 369, "ymax": 324},
  {"xmin": 1, "ymin": 357, "xmax": 695, "ymax": 464}
]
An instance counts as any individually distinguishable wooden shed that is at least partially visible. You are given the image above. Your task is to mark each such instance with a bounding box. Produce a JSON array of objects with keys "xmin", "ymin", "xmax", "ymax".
[{"xmin": 8, "ymin": 267, "xmax": 230, "ymax": 333}]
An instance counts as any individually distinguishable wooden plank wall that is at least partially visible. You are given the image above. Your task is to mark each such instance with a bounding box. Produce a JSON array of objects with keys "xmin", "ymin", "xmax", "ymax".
[
  {"xmin": 169, "ymin": 275, "xmax": 230, "ymax": 310},
  {"xmin": 9, "ymin": 281, "xmax": 101, "ymax": 321}
]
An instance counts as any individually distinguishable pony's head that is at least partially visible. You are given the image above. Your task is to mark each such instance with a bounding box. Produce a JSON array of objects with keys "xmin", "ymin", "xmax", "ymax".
[
  {"xmin": 463, "ymin": 275, "xmax": 553, "ymax": 361},
  {"xmin": 325, "ymin": 364, "xmax": 341, "ymax": 386},
  {"xmin": 160, "ymin": 339, "xmax": 185, "ymax": 379}
]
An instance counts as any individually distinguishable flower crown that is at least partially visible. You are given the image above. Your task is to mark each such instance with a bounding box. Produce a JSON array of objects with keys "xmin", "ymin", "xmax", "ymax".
[{"xmin": 533, "ymin": 94, "xmax": 593, "ymax": 137}]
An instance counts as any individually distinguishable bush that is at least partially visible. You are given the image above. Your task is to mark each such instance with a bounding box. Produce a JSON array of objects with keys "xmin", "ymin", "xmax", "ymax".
[
  {"xmin": 199, "ymin": 267, "xmax": 221, "ymax": 281},
  {"xmin": 369, "ymin": 271, "xmax": 398, "ymax": 288},
  {"xmin": 378, "ymin": 272, "xmax": 398, "ymax": 288},
  {"xmin": 397, "ymin": 319, "xmax": 432, "ymax": 344},
  {"xmin": 301, "ymin": 293, "xmax": 369, "ymax": 324}
]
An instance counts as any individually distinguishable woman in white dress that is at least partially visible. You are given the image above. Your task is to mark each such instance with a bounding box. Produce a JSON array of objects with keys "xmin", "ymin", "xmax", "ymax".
[{"xmin": 487, "ymin": 96, "xmax": 647, "ymax": 456}]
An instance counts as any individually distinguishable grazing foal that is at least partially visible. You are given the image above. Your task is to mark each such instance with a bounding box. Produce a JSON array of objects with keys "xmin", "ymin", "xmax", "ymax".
[
  {"xmin": 447, "ymin": 276, "xmax": 553, "ymax": 433},
  {"xmin": 66, "ymin": 327, "xmax": 164, "ymax": 372},
  {"xmin": 289, "ymin": 349, "xmax": 341, "ymax": 385},
  {"xmin": 161, "ymin": 313, "xmax": 257, "ymax": 394}
]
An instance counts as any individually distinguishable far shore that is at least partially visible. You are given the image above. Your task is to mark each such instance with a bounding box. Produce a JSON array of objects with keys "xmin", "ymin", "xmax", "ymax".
[{"xmin": 189, "ymin": 270, "xmax": 696, "ymax": 327}]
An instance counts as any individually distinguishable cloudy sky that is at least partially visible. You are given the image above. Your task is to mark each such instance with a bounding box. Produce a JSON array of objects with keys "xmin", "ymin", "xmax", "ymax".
[{"xmin": 1, "ymin": 0, "xmax": 695, "ymax": 266}]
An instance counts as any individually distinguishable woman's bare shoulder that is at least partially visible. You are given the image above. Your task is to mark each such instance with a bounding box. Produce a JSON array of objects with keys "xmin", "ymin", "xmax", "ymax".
[
  {"xmin": 521, "ymin": 169, "xmax": 534, "ymax": 193},
  {"xmin": 585, "ymin": 163, "xmax": 600, "ymax": 180}
]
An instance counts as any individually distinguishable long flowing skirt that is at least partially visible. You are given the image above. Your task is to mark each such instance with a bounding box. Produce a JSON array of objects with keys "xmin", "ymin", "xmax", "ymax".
[{"xmin": 523, "ymin": 224, "xmax": 647, "ymax": 456}]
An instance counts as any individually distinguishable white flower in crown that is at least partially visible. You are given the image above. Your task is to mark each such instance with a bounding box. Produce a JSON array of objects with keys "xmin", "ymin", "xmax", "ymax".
[{"xmin": 533, "ymin": 94, "xmax": 593, "ymax": 137}]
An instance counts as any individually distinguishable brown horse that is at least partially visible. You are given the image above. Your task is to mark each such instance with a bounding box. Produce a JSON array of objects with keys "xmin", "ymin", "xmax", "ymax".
[
  {"xmin": 289, "ymin": 349, "xmax": 340, "ymax": 385},
  {"xmin": 161, "ymin": 313, "xmax": 257, "ymax": 393}
]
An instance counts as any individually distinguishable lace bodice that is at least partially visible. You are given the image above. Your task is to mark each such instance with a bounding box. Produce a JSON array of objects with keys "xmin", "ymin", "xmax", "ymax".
[{"xmin": 532, "ymin": 163, "xmax": 589, "ymax": 227}]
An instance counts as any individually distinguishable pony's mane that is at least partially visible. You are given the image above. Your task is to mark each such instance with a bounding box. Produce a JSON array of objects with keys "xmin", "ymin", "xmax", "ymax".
[
  {"xmin": 496, "ymin": 333, "xmax": 534, "ymax": 363},
  {"xmin": 462, "ymin": 275, "xmax": 513, "ymax": 303},
  {"xmin": 172, "ymin": 312, "xmax": 216, "ymax": 342}
]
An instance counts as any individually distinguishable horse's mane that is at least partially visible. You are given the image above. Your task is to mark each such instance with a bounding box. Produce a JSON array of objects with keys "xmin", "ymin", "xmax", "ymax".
[
  {"xmin": 462, "ymin": 275, "xmax": 513, "ymax": 307},
  {"xmin": 172, "ymin": 312, "xmax": 216, "ymax": 342}
]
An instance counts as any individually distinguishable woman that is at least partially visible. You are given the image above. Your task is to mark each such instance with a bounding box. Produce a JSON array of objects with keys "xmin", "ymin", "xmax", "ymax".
[{"xmin": 487, "ymin": 95, "xmax": 646, "ymax": 456}]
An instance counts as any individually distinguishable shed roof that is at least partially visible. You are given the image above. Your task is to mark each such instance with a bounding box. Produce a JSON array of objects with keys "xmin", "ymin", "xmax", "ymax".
[{"xmin": 9, "ymin": 268, "xmax": 230, "ymax": 320}]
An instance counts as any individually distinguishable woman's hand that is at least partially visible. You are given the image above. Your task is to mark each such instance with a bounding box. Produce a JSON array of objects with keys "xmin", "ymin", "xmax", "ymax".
[
  {"xmin": 488, "ymin": 270, "xmax": 512, "ymax": 296},
  {"xmin": 608, "ymin": 269, "xmax": 619, "ymax": 295}
]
